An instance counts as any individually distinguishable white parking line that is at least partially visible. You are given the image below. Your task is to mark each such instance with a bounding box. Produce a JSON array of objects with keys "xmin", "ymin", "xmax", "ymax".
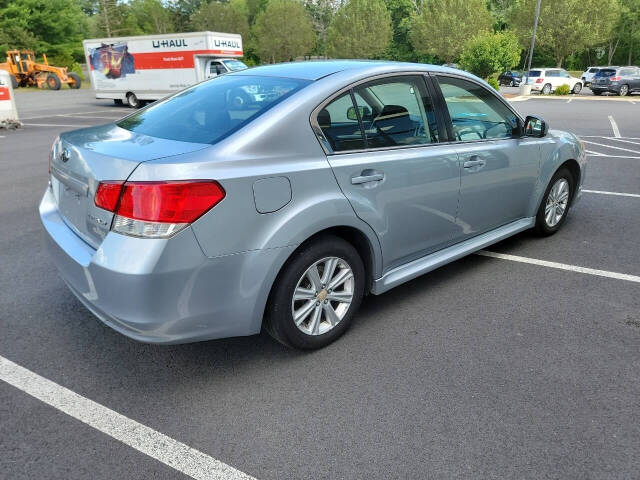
[
  {"xmin": 0, "ymin": 355, "xmax": 256, "ymax": 480},
  {"xmin": 566, "ymin": 98, "xmax": 572, "ymax": 103},
  {"xmin": 608, "ymin": 115, "xmax": 621, "ymax": 138},
  {"xmin": 587, "ymin": 154, "xmax": 640, "ymax": 159},
  {"xmin": 22, "ymin": 123, "xmax": 85, "ymax": 128},
  {"xmin": 477, "ymin": 251, "xmax": 640, "ymax": 283},
  {"xmin": 582, "ymin": 140, "xmax": 640, "ymax": 155},
  {"xmin": 57, "ymin": 115, "xmax": 121, "ymax": 119},
  {"xmin": 606, "ymin": 137, "xmax": 640, "ymax": 146},
  {"xmin": 583, "ymin": 189, "xmax": 640, "ymax": 198}
]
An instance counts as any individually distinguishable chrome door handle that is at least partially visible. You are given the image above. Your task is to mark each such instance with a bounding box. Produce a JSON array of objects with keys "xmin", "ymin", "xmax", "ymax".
[
  {"xmin": 351, "ymin": 172, "xmax": 384, "ymax": 184},
  {"xmin": 463, "ymin": 157, "xmax": 486, "ymax": 168}
]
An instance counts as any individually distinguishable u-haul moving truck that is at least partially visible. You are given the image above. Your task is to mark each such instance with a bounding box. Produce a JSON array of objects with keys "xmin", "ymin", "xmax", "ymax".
[{"xmin": 83, "ymin": 31, "xmax": 246, "ymax": 107}]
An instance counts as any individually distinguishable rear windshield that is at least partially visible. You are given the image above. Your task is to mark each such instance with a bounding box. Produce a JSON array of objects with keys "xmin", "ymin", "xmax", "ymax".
[
  {"xmin": 588, "ymin": 68, "xmax": 600, "ymax": 73},
  {"xmin": 527, "ymin": 70, "xmax": 542, "ymax": 77},
  {"xmin": 117, "ymin": 75, "xmax": 311, "ymax": 144},
  {"xmin": 222, "ymin": 59, "xmax": 248, "ymax": 72},
  {"xmin": 595, "ymin": 69, "xmax": 616, "ymax": 77}
]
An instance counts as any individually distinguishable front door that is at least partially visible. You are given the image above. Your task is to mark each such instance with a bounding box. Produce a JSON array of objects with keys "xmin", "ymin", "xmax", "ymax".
[
  {"xmin": 205, "ymin": 60, "xmax": 226, "ymax": 79},
  {"xmin": 434, "ymin": 75, "xmax": 541, "ymax": 237},
  {"xmin": 318, "ymin": 75, "xmax": 461, "ymax": 272}
]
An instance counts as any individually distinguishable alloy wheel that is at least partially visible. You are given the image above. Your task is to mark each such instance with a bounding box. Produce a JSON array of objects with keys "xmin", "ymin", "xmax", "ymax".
[
  {"xmin": 291, "ymin": 257, "xmax": 354, "ymax": 336},
  {"xmin": 620, "ymin": 85, "xmax": 629, "ymax": 96},
  {"xmin": 544, "ymin": 178, "xmax": 570, "ymax": 227}
]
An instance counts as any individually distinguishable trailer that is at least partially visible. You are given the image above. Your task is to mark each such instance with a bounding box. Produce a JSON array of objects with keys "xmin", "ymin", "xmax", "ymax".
[{"xmin": 83, "ymin": 31, "xmax": 246, "ymax": 108}]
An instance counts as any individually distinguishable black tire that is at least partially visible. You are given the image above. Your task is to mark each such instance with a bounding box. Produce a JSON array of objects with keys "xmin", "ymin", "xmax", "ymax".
[
  {"xmin": 46, "ymin": 74, "xmax": 61, "ymax": 90},
  {"xmin": 509, "ymin": 80, "xmax": 515, "ymax": 87},
  {"xmin": 126, "ymin": 92, "xmax": 140, "ymax": 108},
  {"xmin": 113, "ymin": 99, "xmax": 123, "ymax": 105},
  {"xmin": 265, "ymin": 235, "xmax": 365, "ymax": 350},
  {"xmin": 572, "ymin": 82, "xmax": 582, "ymax": 94},
  {"xmin": 534, "ymin": 168, "xmax": 574, "ymax": 237},
  {"xmin": 68, "ymin": 72, "xmax": 81, "ymax": 89},
  {"xmin": 10, "ymin": 75, "xmax": 18, "ymax": 89},
  {"xmin": 618, "ymin": 84, "xmax": 629, "ymax": 96},
  {"xmin": 542, "ymin": 83, "xmax": 552, "ymax": 95}
]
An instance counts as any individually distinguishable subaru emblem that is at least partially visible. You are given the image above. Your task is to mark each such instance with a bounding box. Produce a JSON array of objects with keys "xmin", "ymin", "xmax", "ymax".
[{"xmin": 60, "ymin": 148, "xmax": 70, "ymax": 163}]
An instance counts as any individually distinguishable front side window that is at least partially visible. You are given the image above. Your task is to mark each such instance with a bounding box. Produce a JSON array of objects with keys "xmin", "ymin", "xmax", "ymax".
[
  {"xmin": 118, "ymin": 75, "xmax": 310, "ymax": 144},
  {"xmin": 352, "ymin": 76, "xmax": 438, "ymax": 148},
  {"xmin": 437, "ymin": 76, "xmax": 518, "ymax": 141}
]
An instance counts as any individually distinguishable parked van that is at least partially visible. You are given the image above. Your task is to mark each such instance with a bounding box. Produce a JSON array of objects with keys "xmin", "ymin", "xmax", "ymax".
[{"xmin": 83, "ymin": 31, "xmax": 247, "ymax": 107}]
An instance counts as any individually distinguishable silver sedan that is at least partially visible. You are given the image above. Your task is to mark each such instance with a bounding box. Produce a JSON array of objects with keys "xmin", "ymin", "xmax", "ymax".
[{"xmin": 41, "ymin": 61, "xmax": 586, "ymax": 349}]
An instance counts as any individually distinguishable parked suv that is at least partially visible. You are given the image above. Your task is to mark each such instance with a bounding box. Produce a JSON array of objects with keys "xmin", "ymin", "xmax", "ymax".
[
  {"xmin": 581, "ymin": 67, "xmax": 601, "ymax": 86},
  {"xmin": 498, "ymin": 71, "xmax": 522, "ymax": 86},
  {"xmin": 590, "ymin": 66, "xmax": 640, "ymax": 96},
  {"xmin": 525, "ymin": 68, "xmax": 583, "ymax": 94}
]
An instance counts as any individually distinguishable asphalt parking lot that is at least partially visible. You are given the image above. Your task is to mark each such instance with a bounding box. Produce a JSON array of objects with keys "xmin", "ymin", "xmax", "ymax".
[{"xmin": 1, "ymin": 89, "xmax": 639, "ymax": 479}]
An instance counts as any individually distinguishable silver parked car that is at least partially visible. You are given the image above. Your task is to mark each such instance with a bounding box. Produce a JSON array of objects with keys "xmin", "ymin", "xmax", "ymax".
[{"xmin": 41, "ymin": 61, "xmax": 586, "ymax": 349}]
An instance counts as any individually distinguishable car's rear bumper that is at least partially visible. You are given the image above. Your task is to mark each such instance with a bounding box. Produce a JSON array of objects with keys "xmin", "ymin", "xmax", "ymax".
[{"xmin": 40, "ymin": 187, "xmax": 293, "ymax": 344}]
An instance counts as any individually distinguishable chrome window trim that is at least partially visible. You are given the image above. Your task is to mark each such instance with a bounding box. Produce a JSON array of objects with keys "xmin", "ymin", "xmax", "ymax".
[{"xmin": 310, "ymin": 71, "xmax": 443, "ymax": 156}]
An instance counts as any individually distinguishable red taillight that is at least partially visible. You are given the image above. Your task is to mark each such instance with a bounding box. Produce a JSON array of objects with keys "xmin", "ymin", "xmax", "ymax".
[
  {"xmin": 95, "ymin": 181, "xmax": 124, "ymax": 211},
  {"xmin": 95, "ymin": 180, "xmax": 225, "ymax": 223},
  {"xmin": 611, "ymin": 76, "xmax": 621, "ymax": 81},
  {"xmin": 535, "ymin": 78, "xmax": 544, "ymax": 83},
  {"xmin": 116, "ymin": 181, "xmax": 225, "ymax": 223}
]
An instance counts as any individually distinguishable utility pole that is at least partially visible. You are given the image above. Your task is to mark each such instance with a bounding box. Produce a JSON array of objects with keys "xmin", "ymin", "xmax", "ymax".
[{"xmin": 526, "ymin": 0, "xmax": 542, "ymax": 80}]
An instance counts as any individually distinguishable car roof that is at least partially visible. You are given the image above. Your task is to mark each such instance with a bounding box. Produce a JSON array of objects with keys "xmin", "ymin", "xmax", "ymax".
[{"xmin": 229, "ymin": 60, "xmax": 463, "ymax": 81}]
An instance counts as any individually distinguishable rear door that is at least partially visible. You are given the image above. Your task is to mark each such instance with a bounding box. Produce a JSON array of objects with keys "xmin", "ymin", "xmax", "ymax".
[
  {"xmin": 434, "ymin": 74, "xmax": 541, "ymax": 237},
  {"xmin": 318, "ymin": 74, "xmax": 461, "ymax": 271}
]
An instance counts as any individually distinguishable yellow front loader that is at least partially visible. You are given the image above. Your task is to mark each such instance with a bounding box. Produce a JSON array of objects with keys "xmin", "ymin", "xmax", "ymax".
[{"xmin": 0, "ymin": 50, "xmax": 81, "ymax": 90}]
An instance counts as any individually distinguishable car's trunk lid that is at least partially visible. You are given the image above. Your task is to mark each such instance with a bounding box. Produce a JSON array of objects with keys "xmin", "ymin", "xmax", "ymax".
[{"xmin": 50, "ymin": 124, "xmax": 209, "ymax": 248}]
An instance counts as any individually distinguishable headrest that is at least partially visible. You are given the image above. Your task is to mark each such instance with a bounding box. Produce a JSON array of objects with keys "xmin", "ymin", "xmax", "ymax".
[{"xmin": 318, "ymin": 109, "xmax": 331, "ymax": 128}]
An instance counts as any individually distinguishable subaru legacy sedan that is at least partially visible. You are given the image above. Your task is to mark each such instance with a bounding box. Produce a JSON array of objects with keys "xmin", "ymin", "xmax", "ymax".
[{"xmin": 41, "ymin": 61, "xmax": 586, "ymax": 349}]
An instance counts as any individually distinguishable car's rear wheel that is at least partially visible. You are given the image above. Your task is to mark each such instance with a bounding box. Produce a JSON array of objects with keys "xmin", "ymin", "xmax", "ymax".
[
  {"xmin": 618, "ymin": 84, "xmax": 629, "ymax": 96},
  {"xmin": 542, "ymin": 83, "xmax": 552, "ymax": 95},
  {"xmin": 509, "ymin": 80, "xmax": 515, "ymax": 87},
  {"xmin": 534, "ymin": 168, "xmax": 574, "ymax": 236},
  {"xmin": 572, "ymin": 82, "xmax": 582, "ymax": 94},
  {"xmin": 265, "ymin": 236, "xmax": 365, "ymax": 349}
]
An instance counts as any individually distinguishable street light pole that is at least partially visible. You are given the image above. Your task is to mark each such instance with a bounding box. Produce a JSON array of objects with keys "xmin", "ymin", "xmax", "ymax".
[{"xmin": 526, "ymin": 0, "xmax": 542, "ymax": 77}]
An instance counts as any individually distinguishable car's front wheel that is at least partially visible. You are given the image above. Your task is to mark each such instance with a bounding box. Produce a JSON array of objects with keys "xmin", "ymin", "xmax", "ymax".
[
  {"xmin": 265, "ymin": 236, "xmax": 365, "ymax": 349},
  {"xmin": 572, "ymin": 82, "xmax": 582, "ymax": 94},
  {"xmin": 534, "ymin": 168, "xmax": 574, "ymax": 236}
]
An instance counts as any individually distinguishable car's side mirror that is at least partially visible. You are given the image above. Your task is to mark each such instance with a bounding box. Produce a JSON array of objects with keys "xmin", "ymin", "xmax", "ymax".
[
  {"xmin": 346, "ymin": 105, "xmax": 371, "ymax": 121},
  {"xmin": 524, "ymin": 115, "xmax": 548, "ymax": 137}
]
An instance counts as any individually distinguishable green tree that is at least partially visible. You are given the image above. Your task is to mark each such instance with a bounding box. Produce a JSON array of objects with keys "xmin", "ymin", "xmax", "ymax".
[
  {"xmin": 409, "ymin": 0, "xmax": 492, "ymax": 64},
  {"xmin": 326, "ymin": 0, "xmax": 392, "ymax": 58},
  {"xmin": 129, "ymin": 0, "xmax": 175, "ymax": 34},
  {"xmin": 459, "ymin": 30, "xmax": 521, "ymax": 79},
  {"xmin": 304, "ymin": 0, "xmax": 338, "ymax": 56},
  {"xmin": 252, "ymin": 0, "xmax": 316, "ymax": 62},
  {"xmin": 510, "ymin": 0, "xmax": 620, "ymax": 67},
  {"xmin": 190, "ymin": 0, "xmax": 250, "ymax": 40},
  {"xmin": 0, "ymin": 0, "xmax": 87, "ymax": 60}
]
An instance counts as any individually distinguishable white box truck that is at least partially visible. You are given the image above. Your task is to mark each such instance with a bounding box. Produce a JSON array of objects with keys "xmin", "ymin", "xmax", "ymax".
[{"xmin": 83, "ymin": 31, "xmax": 247, "ymax": 108}]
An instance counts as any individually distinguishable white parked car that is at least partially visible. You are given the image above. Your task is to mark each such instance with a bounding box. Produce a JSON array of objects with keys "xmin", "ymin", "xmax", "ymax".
[
  {"xmin": 524, "ymin": 68, "xmax": 583, "ymax": 94},
  {"xmin": 581, "ymin": 66, "xmax": 601, "ymax": 86}
]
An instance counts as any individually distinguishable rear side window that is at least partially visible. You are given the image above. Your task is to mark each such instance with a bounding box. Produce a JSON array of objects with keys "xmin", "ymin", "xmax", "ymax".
[
  {"xmin": 353, "ymin": 76, "xmax": 438, "ymax": 148},
  {"xmin": 437, "ymin": 76, "xmax": 518, "ymax": 141},
  {"xmin": 588, "ymin": 68, "xmax": 600, "ymax": 73},
  {"xmin": 117, "ymin": 75, "xmax": 310, "ymax": 144},
  {"xmin": 317, "ymin": 75, "xmax": 438, "ymax": 152},
  {"xmin": 596, "ymin": 69, "xmax": 616, "ymax": 77},
  {"xmin": 318, "ymin": 92, "xmax": 366, "ymax": 152}
]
